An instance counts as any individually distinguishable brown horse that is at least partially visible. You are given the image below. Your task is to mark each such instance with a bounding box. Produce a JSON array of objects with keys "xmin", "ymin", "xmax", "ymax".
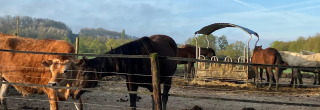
[
  {"xmin": 177, "ymin": 44, "xmax": 215, "ymax": 78},
  {"xmin": 71, "ymin": 35, "xmax": 177, "ymax": 110},
  {"xmin": 251, "ymin": 46, "xmax": 284, "ymax": 91}
]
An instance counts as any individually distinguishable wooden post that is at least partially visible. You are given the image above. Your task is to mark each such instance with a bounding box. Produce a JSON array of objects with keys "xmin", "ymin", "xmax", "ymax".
[
  {"xmin": 16, "ymin": 15, "xmax": 19, "ymax": 36},
  {"xmin": 75, "ymin": 37, "xmax": 79, "ymax": 55},
  {"xmin": 150, "ymin": 53, "xmax": 162, "ymax": 110}
]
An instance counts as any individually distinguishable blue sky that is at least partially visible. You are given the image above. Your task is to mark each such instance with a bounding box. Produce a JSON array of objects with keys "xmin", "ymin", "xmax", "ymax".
[{"xmin": 1, "ymin": 0, "xmax": 320, "ymax": 49}]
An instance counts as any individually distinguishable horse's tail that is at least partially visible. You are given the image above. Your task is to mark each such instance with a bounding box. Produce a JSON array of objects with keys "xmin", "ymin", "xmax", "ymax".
[{"xmin": 275, "ymin": 51, "xmax": 284, "ymax": 77}]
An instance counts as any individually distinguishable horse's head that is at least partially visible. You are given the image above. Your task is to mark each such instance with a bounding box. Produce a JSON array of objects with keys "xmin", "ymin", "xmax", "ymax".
[
  {"xmin": 41, "ymin": 58, "xmax": 78, "ymax": 87},
  {"xmin": 207, "ymin": 48, "xmax": 216, "ymax": 58},
  {"xmin": 71, "ymin": 56, "xmax": 99, "ymax": 100},
  {"xmin": 253, "ymin": 45, "xmax": 262, "ymax": 52}
]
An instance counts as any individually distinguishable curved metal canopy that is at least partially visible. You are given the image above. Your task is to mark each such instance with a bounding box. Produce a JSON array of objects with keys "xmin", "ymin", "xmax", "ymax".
[{"xmin": 195, "ymin": 23, "xmax": 259, "ymax": 38}]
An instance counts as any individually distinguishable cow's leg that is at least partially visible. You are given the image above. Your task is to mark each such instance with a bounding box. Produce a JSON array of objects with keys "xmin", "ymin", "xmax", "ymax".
[
  {"xmin": 46, "ymin": 89, "xmax": 58, "ymax": 110},
  {"xmin": 162, "ymin": 78, "xmax": 172, "ymax": 110},
  {"xmin": 0, "ymin": 80, "xmax": 9, "ymax": 110},
  {"xmin": 74, "ymin": 96, "xmax": 83, "ymax": 110}
]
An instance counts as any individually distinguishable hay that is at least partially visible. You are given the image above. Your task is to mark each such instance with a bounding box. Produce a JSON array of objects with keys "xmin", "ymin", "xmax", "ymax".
[{"xmin": 189, "ymin": 79, "xmax": 254, "ymax": 89}]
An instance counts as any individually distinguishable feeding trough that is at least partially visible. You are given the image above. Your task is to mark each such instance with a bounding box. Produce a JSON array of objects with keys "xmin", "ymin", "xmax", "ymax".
[{"xmin": 193, "ymin": 23, "xmax": 259, "ymax": 81}]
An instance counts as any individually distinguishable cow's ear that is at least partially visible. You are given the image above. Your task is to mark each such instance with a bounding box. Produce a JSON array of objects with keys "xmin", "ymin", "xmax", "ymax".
[{"xmin": 41, "ymin": 60, "xmax": 53, "ymax": 68}]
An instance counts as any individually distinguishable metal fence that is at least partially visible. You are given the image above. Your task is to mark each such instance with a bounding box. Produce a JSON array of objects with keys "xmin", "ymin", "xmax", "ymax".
[{"xmin": 0, "ymin": 49, "xmax": 320, "ymax": 110}]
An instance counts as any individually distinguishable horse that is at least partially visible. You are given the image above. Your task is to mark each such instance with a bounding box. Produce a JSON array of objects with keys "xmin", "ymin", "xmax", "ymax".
[
  {"xmin": 70, "ymin": 35, "xmax": 177, "ymax": 110},
  {"xmin": 280, "ymin": 51, "xmax": 320, "ymax": 87},
  {"xmin": 298, "ymin": 50, "xmax": 320, "ymax": 85},
  {"xmin": 251, "ymin": 45, "xmax": 284, "ymax": 91},
  {"xmin": 177, "ymin": 44, "xmax": 215, "ymax": 79},
  {"xmin": 300, "ymin": 50, "xmax": 315, "ymax": 55}
]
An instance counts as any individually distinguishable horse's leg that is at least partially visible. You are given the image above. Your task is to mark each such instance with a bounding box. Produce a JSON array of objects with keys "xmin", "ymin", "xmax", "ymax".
[
  {"xmin": 184, "ymin": 64, "xmax": 187, "ymax": 79},
  {"xmin": 190, "ymin": 62, "xmax": 195, "ymax": 79},
  {"xmin": 73, "ymin": 97, "xmax": 83, "ymax": 110},
  {"xmin": 317, "ymin": 72, "xmax": 320, "ymax": 85},
  {"xmin": 274, "ymin": 66, "xmax": 282, "ymax": 91},
  {"xmin": 253, "ymin": 66, "xmax": 260, "ymax": 88},
  {"xmin": 292, "ymin": 69, "xmax": 298, "ymax": 88},
  {"xmin": 126, "ymin": 80, "xmax": 138, "ymax": 110},
  {"xmin": 259, "ymin": 68, "xmax": 264, "ymax": 81},
  {"xmin": 162, "ymin": 78, "xmax": 172, "ymax": 110},
  {"xmin": 259, "ymin": 68, "xmax": 265, "ymax": 86},
  {"xmin": 290, "ymin": 69, "xmax": 294, "ymax": 85},
  {"xmin": 313, "ymin": 73, "xmax": 317, "ymax": 85},
  {"xmin": 298, "ymin": 70, "xmax": 303, "ymax": 87},
  {"xmin": 0, "ymin": 79, "xmax": 9, "ymax": 110},
  {"xmin": 187, "ymin": 61, "xmax": 192, "ymax": 80},
  {"xmin": 267, "ymin": 67, "xmax": 274, "ymax": 90}
]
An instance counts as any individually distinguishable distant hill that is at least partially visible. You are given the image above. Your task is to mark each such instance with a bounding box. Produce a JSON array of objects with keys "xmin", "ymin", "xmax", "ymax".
[
  {"xmin": 0, "ymin": 15, "xmax": 75, "ymax": 41},
  {"xmin": 0, "ymin": 15, "xmax": 138, "ymax": 43},
  {"xmin": 79, "ymin": 27, "xmax": 138, "ymax": 43}
]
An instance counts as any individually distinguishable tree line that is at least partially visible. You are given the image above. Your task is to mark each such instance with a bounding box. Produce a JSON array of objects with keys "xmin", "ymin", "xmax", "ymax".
[
  {"xmin": 270, "ymin": 33, "xmax": 320, "ymax": 52},
  {"xmin": 6, "ymin": 15, "xmax": 308, "ymax": 59},
  {"xmin": 0, "ymin": 15, "xmax": 248, "ymax": 58},
  {"xmin": 184, "ymin": 34, "xmax": 246, "ymax": 60},
  {"xmin": 0, "ymin": 15, "xmax": 136, "ymax": 54}
]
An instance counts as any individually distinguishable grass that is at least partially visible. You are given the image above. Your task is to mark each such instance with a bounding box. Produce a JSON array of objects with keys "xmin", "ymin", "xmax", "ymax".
[{"xmin": 258, "ymin": 68, "xmax": 314, "ymax": 75}]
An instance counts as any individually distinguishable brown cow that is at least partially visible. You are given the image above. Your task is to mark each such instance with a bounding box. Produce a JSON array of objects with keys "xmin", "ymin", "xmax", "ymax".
[{"xmin": 0, "ymin": 33, "xmax": 82, "ymax": 110}]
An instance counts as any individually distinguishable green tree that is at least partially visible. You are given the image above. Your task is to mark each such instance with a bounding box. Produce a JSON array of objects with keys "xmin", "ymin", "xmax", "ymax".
[
  {"xmin": 185, "ymin": 34, "xmax": 217, "ymax": 50},
  {"xmin": 121, "ymin": 29, "xmax": 125, "ymax": 39},
  {"xmin": 62, "ymin": 36, "xmax": 71, "ymax": 43},
  {"xmin": 217, "ymin": 41, "xmax": 245, "ymax": 60},
  {"xmin": 105, "ymin": 38, "xmax": 132, "ymax": 51},
  {"xmin": 89, "ymin": 39, "xmax": 106, "ymax": 54},
  {"xmin": 217, "ymin": 35, "xmax": 228, "ymax": 50}
]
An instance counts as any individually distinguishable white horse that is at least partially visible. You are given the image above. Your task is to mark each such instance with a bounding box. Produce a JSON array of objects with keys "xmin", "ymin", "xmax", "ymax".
[
  {"xmin": 300, "ymin": 50, "xmax": 315, "ymax": 55},
  {"xmin": 279, "ymin": 51, "xmax": 320, "ymax": 87},
  {"xmin": 299, "ymin": 50, "xmax": 320, "ymax": 85}
]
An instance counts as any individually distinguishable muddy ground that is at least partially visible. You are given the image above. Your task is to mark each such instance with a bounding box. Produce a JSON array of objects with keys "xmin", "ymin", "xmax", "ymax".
[{"xmin": 1, "ymin": 69, "xmax": 320, "ymax": 110}]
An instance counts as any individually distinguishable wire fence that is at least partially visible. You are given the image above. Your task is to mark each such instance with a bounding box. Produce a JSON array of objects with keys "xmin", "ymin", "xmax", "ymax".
[{"xmin": 1, "ymin": 49, "xmax": 320, "ymax": 109}]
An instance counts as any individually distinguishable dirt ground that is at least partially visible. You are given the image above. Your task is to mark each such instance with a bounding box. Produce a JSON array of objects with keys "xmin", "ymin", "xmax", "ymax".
[{"xmin": 2, "ymin": 69, "xmax": 320, "ymax": 110}]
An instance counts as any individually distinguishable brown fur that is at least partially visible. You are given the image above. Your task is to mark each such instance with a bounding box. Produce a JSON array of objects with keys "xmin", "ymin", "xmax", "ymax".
[
  {"xmin": 251, "ymin": 45, "xmax": 284, "ymax": 91},
  {"xmin": 0, "ymin": 33, "xmax": 79, "ymax": 110},
  {"xmin": 71, "ymin": 35, "xmax": 177, "ymax": 110},
  {"xmin": 177, "ymin": 44, "xmax": 215, "ymax": 79}
]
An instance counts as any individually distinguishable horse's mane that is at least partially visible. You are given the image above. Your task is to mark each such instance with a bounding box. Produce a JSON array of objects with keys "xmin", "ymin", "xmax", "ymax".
[
  {"xmin": 106, "ymin": 36, "xmax": 154, "ymax": 55},
  {"xmin": 87, "ymin": 36, "xmax": 155, "ymax": 74}
]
